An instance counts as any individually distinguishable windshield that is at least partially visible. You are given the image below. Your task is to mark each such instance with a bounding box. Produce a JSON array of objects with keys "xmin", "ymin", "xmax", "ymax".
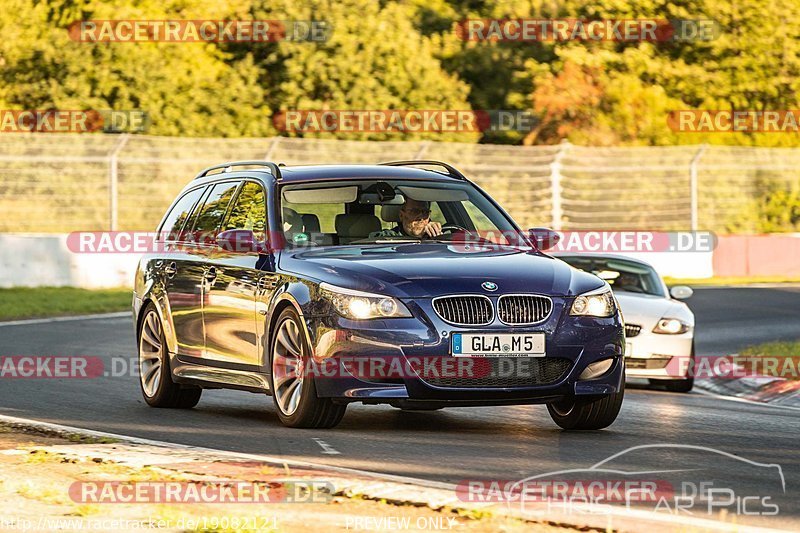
[
  {"xmin": 558, "ymin": 256, "xmax": 666, "ymax": 297},
  {"xmin": 279, "ymin": 179, "xmax": 520, "ymax": 247}
]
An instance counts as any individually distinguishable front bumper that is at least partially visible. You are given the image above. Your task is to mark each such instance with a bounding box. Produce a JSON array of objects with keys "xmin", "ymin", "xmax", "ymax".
[
  {"xmin": 624, "ymin": 330, "xmax": 693, "ymax": 380},
  {"xmin": 303, "ymin": 296, "xmax": 625, "ymax": 405}
]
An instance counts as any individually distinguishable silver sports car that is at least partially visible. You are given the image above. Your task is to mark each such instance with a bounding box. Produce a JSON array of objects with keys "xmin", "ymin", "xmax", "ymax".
[{"xmin": 555, "ymin": 254, "xmax": 695, "ymax": 392}]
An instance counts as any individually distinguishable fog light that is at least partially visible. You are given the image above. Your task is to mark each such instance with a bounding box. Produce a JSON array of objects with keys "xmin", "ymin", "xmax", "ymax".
[{"xmin": 579, "ymin": 358, "xmax": 614, "ymax": 380}]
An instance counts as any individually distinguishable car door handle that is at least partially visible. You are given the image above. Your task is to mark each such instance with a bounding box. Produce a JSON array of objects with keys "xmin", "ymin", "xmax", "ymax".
[
  {"xmin": 164, "ymin": 262, "xmax": 177, "ymax": 278},
  {"xmin": 204, "ymin": 267, "xmax": 217, "ymax": 283}
]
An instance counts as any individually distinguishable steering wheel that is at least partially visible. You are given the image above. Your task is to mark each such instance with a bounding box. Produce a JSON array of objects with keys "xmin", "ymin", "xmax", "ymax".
[{"xmin": 440, "ymin": 223, "xmax": 469, "ymax": 233}]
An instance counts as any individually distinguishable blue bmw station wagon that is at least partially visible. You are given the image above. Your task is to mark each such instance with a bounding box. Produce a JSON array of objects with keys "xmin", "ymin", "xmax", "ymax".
[{"xmin": 133, "ymin": 161, "xmax": 625, "ymax": 429}]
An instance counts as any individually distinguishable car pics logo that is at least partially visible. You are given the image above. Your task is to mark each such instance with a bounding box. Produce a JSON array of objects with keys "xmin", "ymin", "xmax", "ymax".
[
  {"xmin": 458, "ymin": 444, "xmax": 785, "ymax": 517},
  {"xmin": 481, "ymin": 281, "xmax": 498, "ymax": 292}
]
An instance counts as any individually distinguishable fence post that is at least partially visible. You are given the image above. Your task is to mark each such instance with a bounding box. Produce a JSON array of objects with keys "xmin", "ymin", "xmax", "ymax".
[
  {"xmin": 549, "ymin": 140, "xmax": 570, "ymax": 230},
  {"xmin": 264, "ymin": 137, "xmax": 281, "ymax": 160},
  {"xmin": 108, "ymin": 134, "xmax": 130, "ymax": 231},
  {"xmin": 689, "ymin": 144, "xmax": 707, "ymax": 232},
  {"xmin": 414, "ymin": 141, "xmax": 430, "ymax": 159}
]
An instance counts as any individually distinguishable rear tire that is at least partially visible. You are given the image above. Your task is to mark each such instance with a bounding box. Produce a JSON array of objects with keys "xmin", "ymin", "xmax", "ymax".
[
  {"xmin": 138, "ymin": 304, "xmax": 202, "ymax": 409},
  {"xmin": 269, "ymin": 307, "xmax": 346, "ymax": 428},
  {"xmin": 547, "ymin": 379, "xmax": 624, "ymax": 430}
]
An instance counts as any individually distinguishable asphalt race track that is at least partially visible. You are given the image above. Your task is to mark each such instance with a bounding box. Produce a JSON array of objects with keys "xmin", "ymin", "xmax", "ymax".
[{"xmin": 1, "ymin": 287, "xmax": 798, "ymax": 530}]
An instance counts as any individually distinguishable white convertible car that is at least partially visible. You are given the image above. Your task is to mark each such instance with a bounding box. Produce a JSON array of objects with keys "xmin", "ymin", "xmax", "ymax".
[{"xmin": 555, "ymin": 254, "xmax": 695, "ymax": 392}]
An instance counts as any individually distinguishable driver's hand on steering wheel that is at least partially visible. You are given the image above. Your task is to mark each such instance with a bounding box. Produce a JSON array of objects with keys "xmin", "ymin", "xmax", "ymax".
[{"xmin": 422, "ymin": 221, "xmax": 443, "ymax": 237}]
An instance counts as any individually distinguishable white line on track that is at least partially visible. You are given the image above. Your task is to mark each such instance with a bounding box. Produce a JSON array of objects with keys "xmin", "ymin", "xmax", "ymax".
[
  {"xmin": 0, "ymin": 311, "xmax": 130, "ymax": 327},
  {"xmin": 312, "ymin": 437, "xmax": 341, "ymax": 455},
  {"xmin": 0, "ymin": 414, "xmax": 450, "ymax": 489},
  {"xmin": 0, "ymin": 414, "xmax": 792, "ymax": 532}
]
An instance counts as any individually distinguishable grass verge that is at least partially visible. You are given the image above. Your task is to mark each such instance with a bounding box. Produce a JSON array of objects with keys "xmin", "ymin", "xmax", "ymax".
[
  {"xmin": 740, "ymin": 340, "xmax": 800, "ymax": 358},
  {"xmin": 0, "ymin": 287, "xmax": 131, "ymax": 321}
]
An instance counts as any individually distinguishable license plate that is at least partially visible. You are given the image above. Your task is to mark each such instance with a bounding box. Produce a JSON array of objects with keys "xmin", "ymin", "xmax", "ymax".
[
  {"xmin": 452, "ymin": 333, "xmax": 545, "ymax": 357},
  {"xmin": 625, "ymin": 342, "xmax": 633, "ymax": 357}
]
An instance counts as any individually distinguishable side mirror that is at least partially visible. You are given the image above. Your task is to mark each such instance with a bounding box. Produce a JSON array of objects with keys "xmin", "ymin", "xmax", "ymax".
[
  {"xmin": 669, "ymin": 285, "xmax": 693, "ymax": 300},
  {"xmin": 528, "ymin": 227, "xmax": 561, "ymax": 251},
  {"xmin": 217, "ymin": 229, "xmax": 268, "ymax": 254}
]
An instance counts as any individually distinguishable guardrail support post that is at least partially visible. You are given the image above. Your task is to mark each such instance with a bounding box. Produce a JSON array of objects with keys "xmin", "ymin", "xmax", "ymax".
[
  {"xmin": 690, "ymin": 144, "xmax": 707, "ymax": 232},
  {"xmin": 549, "ymin": 140, "xmax": 569, "ymax": 230}
]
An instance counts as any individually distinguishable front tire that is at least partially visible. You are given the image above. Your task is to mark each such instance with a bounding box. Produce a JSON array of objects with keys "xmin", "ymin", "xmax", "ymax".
[
  {"xmin": 138, "ymin": 304, "xmax": 202, "ymax": 409},
  {"xmin": 662, "ymin": 377, "xmax": 694, "ymax": 393},
  {"xmin": 269, "ymin": 307, "xmax": 346, "ymax": 428},
  {"xmin": 547, "ymin": 380, "xmax": 624, "ymax": 430}
]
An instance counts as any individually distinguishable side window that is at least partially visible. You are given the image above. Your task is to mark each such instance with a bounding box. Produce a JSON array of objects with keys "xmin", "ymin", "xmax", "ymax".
[
  {"xmin": 159, "ymin": 187, "xmax": 205, "ymax": 241},
  {"xmin": 223, "ymin": 182, "xmax": 267, "ymax": 241},
  {"xmin": 189, "ymin": 181, "xmax": 240, "ymax": 243}
]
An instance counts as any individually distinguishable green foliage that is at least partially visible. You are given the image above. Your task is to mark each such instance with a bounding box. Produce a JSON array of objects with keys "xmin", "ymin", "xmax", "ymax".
[
  {"xmin": 755, "ymin": 178, "xmax": 800, "ymax": 232},
  {"xmin": 0, "ymin": 0, "xmax": 799, "ymax": 147}
]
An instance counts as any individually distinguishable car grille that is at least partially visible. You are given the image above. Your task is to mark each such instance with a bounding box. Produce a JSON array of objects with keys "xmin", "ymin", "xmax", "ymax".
[
  {"xmin": 420, "ymin": 357, "xmax": 572, "ymax": 388},
  {"xmin": 498, "ymin": 295, "xmax": 552, "ymax": 325},
  {"xmin": 625, "ymin": 324, "xmax": 642, "ymax": 337},
  {"xmin": 432, "ymin": 296, "xmax": 493, "ymax": 326}
]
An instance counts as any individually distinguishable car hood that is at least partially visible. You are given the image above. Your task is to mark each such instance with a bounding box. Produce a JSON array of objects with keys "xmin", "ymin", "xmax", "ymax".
[
  {"xmin": 614, "ymin": 291, "xmax": 694, "ymax": 329},
  {"xmin": 278, "ymin": 243, "xmax": 604, "ymax": 298}
]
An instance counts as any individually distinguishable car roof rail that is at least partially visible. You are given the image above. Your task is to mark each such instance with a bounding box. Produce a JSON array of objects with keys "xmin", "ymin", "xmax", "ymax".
[
  {"xmin": 379, "ymin": 160, "xmax": 467, "ymax": 180},
  {"xmin": 194, "ymin": 161, "xmax": 283, "ymax": 180}
]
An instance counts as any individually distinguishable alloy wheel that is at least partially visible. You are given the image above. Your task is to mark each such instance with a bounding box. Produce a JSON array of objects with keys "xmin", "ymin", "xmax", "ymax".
[
  {"xmin": 272, "ymin": 318, "xmax": 305, "ymax": 415},
  {"xmin": 139, "ymin": 310, "xmax": 164, "ymax": 397}
]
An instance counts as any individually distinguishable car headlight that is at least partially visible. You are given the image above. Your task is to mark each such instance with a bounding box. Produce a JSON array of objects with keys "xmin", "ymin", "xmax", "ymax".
[
  {"xmin": 653, "ymin": 318, "xmax": 690, "ymax": 334},
  {"xmin": 320, "ymin": 283, "xmax": 412, "ymax": 320},
  {"xmin": 570, "ymin": 286, "xmax": 616, "ymax": 318}
]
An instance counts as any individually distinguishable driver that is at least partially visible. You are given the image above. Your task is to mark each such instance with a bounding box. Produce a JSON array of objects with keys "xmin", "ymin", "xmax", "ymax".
[
  {"xmin": 372, "ymin": 198, "xmax": 443, "ymax": 238},
  {"xmin": 615, "ymin": 271, "xmax": 642, "ymax": 292}
]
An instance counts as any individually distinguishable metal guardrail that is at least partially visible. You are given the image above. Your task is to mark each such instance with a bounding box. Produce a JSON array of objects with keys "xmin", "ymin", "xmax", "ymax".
[{"xmin": 0, "ymin": 134, "xmax": 798, "ymax": 233}]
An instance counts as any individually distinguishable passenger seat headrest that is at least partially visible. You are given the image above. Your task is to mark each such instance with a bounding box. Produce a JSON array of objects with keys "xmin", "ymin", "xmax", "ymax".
[
  {"xmin": 301, "ymin": 213, "xmax": 321, "ymax": 234},
  {"xmin": 282, "ymin": 207, "xmax": 304, "ymax": 233}
]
